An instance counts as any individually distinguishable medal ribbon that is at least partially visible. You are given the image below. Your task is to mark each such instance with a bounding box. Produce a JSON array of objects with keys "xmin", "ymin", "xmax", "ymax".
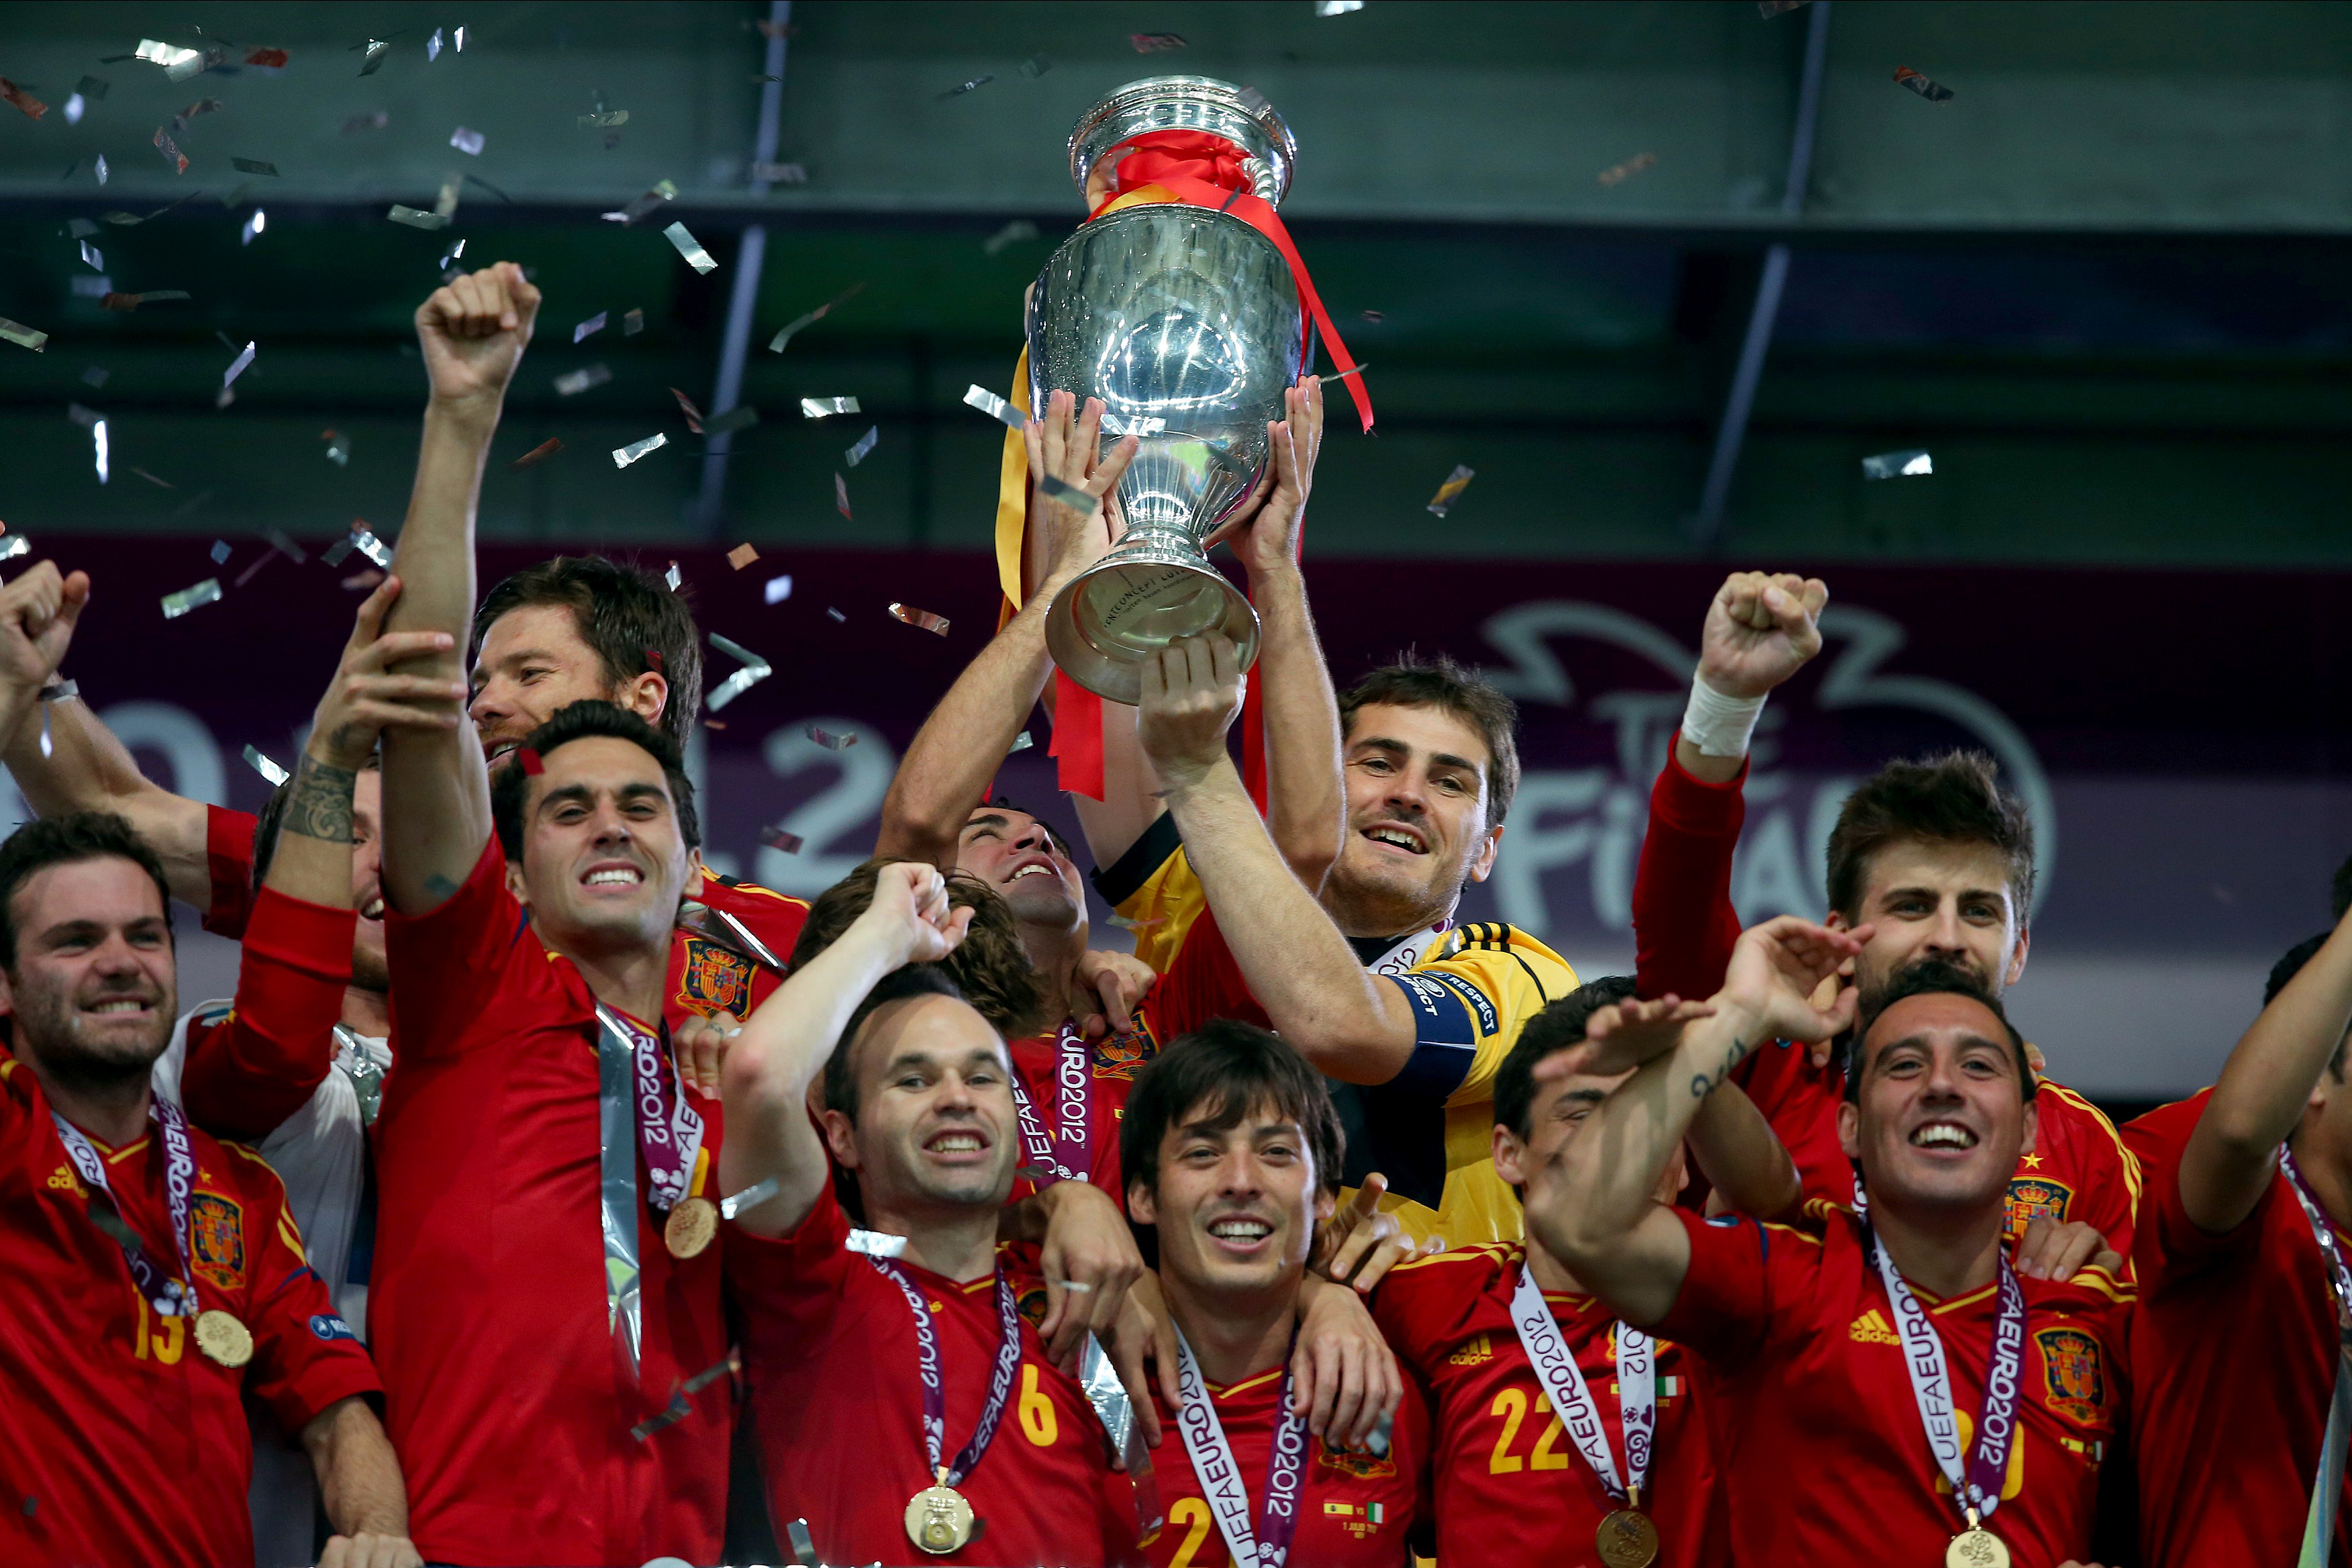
[
  {"xmin": 1362, "ymin": 917, "xmax": 1453, "ymax": 979},
  {"xmin": 1173, "ymin": 1327, "xmax": 1307, "ymax": 1568},
  {"xmin": 868, "ymin": 1255, "xmax": 1024, "ymax": 1489},
  {"xmin": 1506, "ymin": 1265, "xmax": 1652, "ymax": 1505},
  {"xmin": 595, "ymin": 1003, "xmax": 705, "ymax": 1216},
  {"xmin": 51, "ymin": 1099, "xmax": 201, "ymax": 1318},
  {"xmin": 2280, "ymin": 1146, "xmax": 2352, "ymax": 1324},
  {"xmin": 1855, "ymin": 1186, "xmax": 2025, "ymax": 1523},
  {"xmin": 2277, "ymin": 1146, "xmax": 2352, "ymax": 1564},
  {"xmin": 1010, "ymin": 1018, "xmax": 1095, "ymax": 1186}
]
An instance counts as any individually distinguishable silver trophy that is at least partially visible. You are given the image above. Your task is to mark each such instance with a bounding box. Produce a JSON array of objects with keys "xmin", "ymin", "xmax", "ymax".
[{"xmin": 1034, "ymin": 77, "xmax": 1305, "ymax": 705}]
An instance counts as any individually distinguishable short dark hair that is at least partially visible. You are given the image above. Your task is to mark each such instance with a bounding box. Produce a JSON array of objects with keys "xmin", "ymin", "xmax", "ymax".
[
  {"xmin": 1845, "ymin": 958, "xmax": 2037, "ymax": 1104},
  {"xmin": 475, "ymin": 556, "xmax": 705, "ymax": 748},
  {"xmin": 488, "ymin": 701, "xmax": 699, "ymax": 863},
  {"xmin": 789, "ymin": 860, "xmax": 1046, "ymax": 1038},
  {"xmin": 2267, "ymin": 931, "xmax": 2350, "ymax": 1083},
  {"xmin": 964, "ymin": 797, "xmax": 1075, "ymax": 863},
  {"xmin": 823, "ymin": 964, "xmax": 973, "ymax": 1122},
  {"xmin": 1120, "ymin": 1020, "xmax": 1345, "ymax": 1201},
  {"xmin": 1336, "ymin": 654, "xmax": 1520, "ymax": 830},
  {"xmin": 0, "ymin": 812, "xmax": 175, "ymax": 969},
  {"xmin": 1493, "ymin": 976, "xmax": 1638, "ymax": 1140},
  {"xmin": 1824, "ymin": 751, "xmax": 2035, "ymax": 924},
  {"xmin": 251, "ymin": 755, "xmax": 381, "ymax": 889}
]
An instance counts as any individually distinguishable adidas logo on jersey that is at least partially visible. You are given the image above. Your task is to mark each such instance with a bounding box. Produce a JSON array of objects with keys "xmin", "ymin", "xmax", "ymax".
[
  {"xmin": 1446, "ymin": 1334, "xmax": 1495, "ymax": 1367},
  {"xmin": 1851, "ymin": 1309, "xmax": 1900, "ymax": 1346}
]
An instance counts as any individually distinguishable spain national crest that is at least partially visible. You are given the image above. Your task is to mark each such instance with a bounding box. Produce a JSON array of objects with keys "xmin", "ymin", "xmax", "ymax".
[
  {"xmin": 677, "ymin": 937, "xmax": 754, "ymax": 1018},
  {"xmin": 2035, "ymin": 1326, "xmax": 2106, "ymax": 1426},
  {"xmin": 1089, "ymin": 1022, "xmax": 1155, "ymax": 1082},
  {"xmin": 189, "ymin": 1191, "xmax": 246, "ymax": 1291},
  {"xmin": 2005, "ymin": 1175, "xmax": 2073, "ymax": 1234},
  {"xmin": 1315, "ymin": 1440, "xmax": 1398, "ymax": 1481}
]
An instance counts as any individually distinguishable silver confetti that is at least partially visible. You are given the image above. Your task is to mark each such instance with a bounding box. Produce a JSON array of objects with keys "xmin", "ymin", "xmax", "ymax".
[
  {"xmin": 602, "ymin": 179, "xmax": 679, "ymax": 225},
  {"xmin": 982, "ymin": 219, "xmax": 1038, "ymax": 256},
  {"xmin": 221, "ymin": 340, "xmax": 256, "ymax": 389},
  {"xmin": 231, "ymin": 157, "xmax": 279, "ymax": 176},
  {"xmin": 209, "ymin": 540, "xmax": 230, "ymax": 563},
  {"xmin": 349, "ymin": 527, "xmax": 391, "ymax": 568},
  {"xmin": 1008, "ymin": 730, "xmax": 1034, "ymax": 754},
  {"xmin": 704, "ymin": 633, "xmax": 774, "ymax": 713},
  {"xmin": 1861, "ymin": 449, "xmax": 1932, "ymax": 479},
  {"xmin": 79, "ymin": 240, "xmax": 103, "ymax": 272},
  {"xmin": 449, "ymin": 126, "xmax": 485, "ymax": 156},
  {"xmin": 578, "ymin": 109, "xmax": 629, "ymax": 129},
  {"xmin": 614, "ymin": 434, "xmax": 669, "ymax": 469},
  {"xmin": 134, "ymin": 40, "xmax": 202, "ymax": 76},
  {"xmin": 799, "ymin": 396, "xmax": 859, "ymax": 419},
  {"xmin": 623, "ymin": 308, "xmax": 644, "ymax": 336},
  {"xmin": 572, "ymin": 311, "xmax": 607, "ymax": 343},
  {"xmin": 664, "ymin": 560, "xmax": 683, "ymax": 591},
  {"xmin": 434, "ymin": 173, "xmax": 460, "ymax": 220},
  {"xmin": 938, "ymin": 74, "xmax": 993, "ymax": 99},
  {"xmin": 765, "ymin": 283, "xmax": 865, "ymax": 353},
  {"xmin": 719, "ymin": 1175, "xmax": 780, "ymax": 1221},
  {"xmin": 663, "ymin": 222, "xmax": 718, "ymax": 275},
  {"xmin": 961, "ymin": 383, "xmax": 1026, "ymax": 430},
  {"xmin": 387, "ymin": 205, "xmax": 448, "ymax": 231},
  {"xmin": 806, "ymin": 725, "xmax": 857, "ymax": 750},
  {"xmin": 242, "ymin": 744, "xmax": 290, "ymax": 787},
  {"xmin": 94, "ymin": 153, "xmax": 107, "ymax": 185},
  {"xmin": 554, "ymin": 364, "xmax": 611, "ymax": 397},
  {"xmin": 763, "ymin": 574, "xmax": 793, "ymax": 605},
  {"xmin": 786, "ymin": 1520, "xmax": 818, "ymax": 1563},
  {"xmin": 1037, "ymin": 473, "xmax": 1093, "ymax": 514},
  {"xmin": 0, "ymin": 317, "xmax": 48, "ymax": 352},
  {"xmin": 844, "ymin": 426, "xmax": 879, "ymax": 467},
  {"xmin": 240, "ymin": 209, "xmax": 264, "ymax": 246},
  {"xmin": 161, "ymin": 579, "xmax": 222, "ymax": 619},
  {"xmin": 844, "ymin": 1228, "xmax": 908, "ymax": 1257},
  {"xmin": 0, "ymin": 536, "xmax": 29, "ymax": 563},
  {"xmin": 1316, "ymin": 0, "xmax": 1367, "ymax": 13},
  {"xmin": 426, "ymin": 27, "xmax": 444, "ymax": 61},
  {"xmin": 324, "ymin": 430, "xmax": 351, "ymax": 466}
]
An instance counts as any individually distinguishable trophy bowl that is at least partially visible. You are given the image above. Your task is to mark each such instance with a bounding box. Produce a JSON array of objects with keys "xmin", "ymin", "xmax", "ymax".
[{"xmin": 1032, "ymin": 201, "xmax": 1305, "ymax": 704}]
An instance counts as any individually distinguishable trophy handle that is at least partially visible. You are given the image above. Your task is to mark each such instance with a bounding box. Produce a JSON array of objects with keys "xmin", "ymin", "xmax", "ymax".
[{"xmin": 1044, "ymin": 550, "xmax": 1262, "ymax": 705}]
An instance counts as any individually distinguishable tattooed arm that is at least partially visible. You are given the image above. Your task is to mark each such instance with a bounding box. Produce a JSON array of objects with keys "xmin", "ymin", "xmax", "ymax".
[{"xmin": 1523, "ymin": 916, "xmax": 1865, "ymax": 1328}]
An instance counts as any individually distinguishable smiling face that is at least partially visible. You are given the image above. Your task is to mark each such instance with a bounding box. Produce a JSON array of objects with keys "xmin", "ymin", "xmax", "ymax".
[
  {"xmin": 348, "ymin": 768, "xmax": 387, "ymax": 993},
  {"xmin": 1839, "ymin": 991, "xmax": 2038, "ymax": 1220},
  {"xmin": 1129, "ymin": 1095, "xmax": 1333, "ymax": 1307},
  {"xmin": 956, "ymin": 807, "xmax": 1084, "ymax": 933},
  {"xmin": 0, "ymin": 856, "xmax": 177, "ymax": 1091},
  {"xmin": 509, "ymin": 734, "xmax": 693, "ymax": 959},
  {"xmin": 825, "ymin": 993, "xmax": 1018, "ymax": 1215},
  {"xmin": 1328, "ymin": 702, "xmax": 1503, "ymax": 937},
  {"xmin": 1491, "ymin": 1056, "xmax": 1687, "ymax": 1212},
  {"xmin": 471, "ymin": 603, "xmax": 665, "ymax": 771},
  {"xmin": 1834, "ymin": 840, "xmax": 2028, "ymax": 1007}
]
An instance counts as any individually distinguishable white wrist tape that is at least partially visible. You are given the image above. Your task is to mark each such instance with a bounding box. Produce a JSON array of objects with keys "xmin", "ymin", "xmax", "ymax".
[{"xmin": 1681, "ymin": 674, "xmax": 1767, "ymax": 759}]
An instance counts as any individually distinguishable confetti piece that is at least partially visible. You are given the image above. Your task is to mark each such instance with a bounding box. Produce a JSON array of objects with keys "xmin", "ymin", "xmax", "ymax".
[
  {"xmin": 750, "ymin": 160, "xmax": 808, "ymax": 184},
  {"xmin": 705, "ymin": 633, "xmax": 774, "ymax": 712},
  {"xmin": 1426, "ymin": 463, "xmax": 1475, "ymax": 518},
  {"xmin": 510, "ymin": 438, "xmax": 563, "ymax": 471},
  {"xmin": 94, "ymin": 153, "xmax": 107, "ymax": 185},
  {"xmin": 1131, "ymin": 33, "xmax": 1187, "ymax": 52},
  {"xmin": 1598, "ymin": 152, "xmax": 1658, "ymax": 187},
  {"xmin": 1760, "ymin": 0, "xmax": 1810, "ymax": 12},
  {"xmin": 242, "ymin": 745, "xmax": 289, "ymax": 787},
  {"xmin": 78, "ymin": 240, "xmax": 103, "ymax": 273},
  {"xmin": 938, "ymin": 75, "xmax": 994, "ymax": 99},
  {"xmin": 172, "ymin": 97, "xmax": 224, "ymax": 132},
  {"xmin": 1324, "ymin": 362, "xmax": 1369, "ymax": 384},
  {"xmin": 1008, "ymin": 730, "xmax": 1034, "ymax": 754},
  {"xmin": 222, "ymin": 341, "xmax": 256, "ymax": 389},
  {"xmin": 450, "ymin": 126, "xmax": 485, "ymax": 156},
  {"xmin": 844, "ymin": 426, "xmax": 879, "ymax": 467},
  {"xmin": 136, "ymin": 40, "xmax": 201, "ymax": 75},
  {"xmin": 435, "ymin": 173, "xmax": 462, "ymax": 219},
  {"xmin": 153, "ymin": 128, "xmax": 189, "ymax": 175},
  {"xmin": 764, "ymin": 574, "xmax": 793, "ymax": 604},
  {"xmin": 1, "ymin": 78, "xmax": 46, "ymax": 121},
  {"xmin": 845, "ymin": 1228, "xmax": 906, "ymax": 1257},
  {"xmin": 324, "ymin": 430, "xmax": 350, "ymax": 467},
  {"xmin": 130, "ymin": 467, "xmax": 172, "ymax": 489},
  {"xmin": 99, "ymin": 291, "xmax": 189, "ymax": 311},
  {"xmin": 826, "ymin": 607, "xmax": 846, "ymax": 624},
  {"xmin": 62, "ymin": 94, "xmax": 85, "ymax": 124},
  {"xmin": 231, "ymin": 161, "xmax": 279, "ymax": 179},
  {"xmin": 240, "ymin": 209, "xmax": 264, "ymax": 246},
  {"xmin": 807, "ymin": 725, "xmax": 857, "ymax": 750},
  {"xmin": 1038, "ymin": 472, "xmax": 1098, "ymax": 513},
  {"xmin": 244, "ymin": 47, "xmax": 288, "ymax": 68},
  {"xmin": 573, "ymin": 311, "xmax": 607, "ymax": 343},
  {"xmin": 1861, "ymin": 449, "xmax": 1932, "ymax": 479},
  {"xmin": 209, "ymin": 540, "xmax": 231, "ymax": 564},
  {"xmin": 0, "ymin": 318, "xmax": 47, "ymax": 352},
  {"xmin": 614, "ymin": 434, "xmax": 669, "ymax": 469},
  {"xmin": 1021, "ymin": 54, "xmax": 1052, "ymax": 78},
  {"xmin": 671, "ymin": 387, "xmax": 706, "ymax": 434},
  {"xmin": 0, "ymin": 536, "xmax": 25, "ymax": 560},
  {"xmin": 438, "ymin": 239, "xmax": 467, "ymax": 271},
  {"xmin": 387, "ymin": 205, "xmax": 448, "ymax": 230},
  {"xmin": 603, "ymin": 179, "xmax": 679, "ymax": 225},
  {"xmin": 1894, "ymin": 66, "xmax": 1954, "ymax": 104},
  {"xmin": 161, "ymin": 579, "xmax": 222, "ymax": 619},
  {"xmin": 343, "ymin": 110, "xmax": 388, "ymax": 134},
  {"xmin": 1317, "ymin": 0, "xmax": 1366, "ymax": 12},
  {"xmin": 800, "ymin": 396, "xmax": 860, "ymax": 419},
  {"xmin": 426, "ymin": 27, "xmax": 444, "ymax": 61},
  {"xmin": 834, "ymin": 473, "xmax": 852, "ymax": 521},
  {"xmin": 765, "ymin": 283, "xmax": 865, "ymax": 353},
  {"xmin": 344, "ymin": 526, "xmax": 390, "ymax": 568},
  {"xmin": 983, "ymin": 219, "xmax": 1038, "ymax": 256},
  {"xmin": 705, "ymin": 405, "xmax": 758, "ymax": 438},
  {"xmin": 265, "ymin": 530, "xmax": 308, "ymax": 565},
  {"xmin": 961, "ymin": 384, "xmax": 1027, "ymax": 430},
  {"xmin": 888, "ymin": 603, "xmax": 950, "ymax": 636},
  {"xmin": 728, "ymin": 544, "xmax": 759, "ymax": 570},
  {"xmin": 759, "ymin": 825, "xmax": 804, "ymax": 854},
  {"xmin": 554, "ymin": 364, "xmax": 611, "ymax": 397},
  {"xmin": 517, "ymin": 747, "xmax": 544, "ymax": 777},
  {"xmin": 624, "ymin": 309, "xmax": 644, "ymax": 336},
  {"xmin": 663, "ymin": 222, "xmax": 718, "ymax": 275},
  {"xmin": 578, "ymin": 109, "xmax": 629, "ymax": 129}
]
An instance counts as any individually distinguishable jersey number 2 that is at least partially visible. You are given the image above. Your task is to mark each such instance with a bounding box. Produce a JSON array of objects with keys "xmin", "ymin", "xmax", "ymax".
[{"xmin": 1487, "ymin": 1387, "xmax": 1570, "ymax": 1473}]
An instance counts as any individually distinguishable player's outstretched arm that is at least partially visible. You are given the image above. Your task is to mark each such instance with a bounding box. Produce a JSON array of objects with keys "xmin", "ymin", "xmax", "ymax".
[
  {"xmin": 720, "ymin": 863, "xmax": 973, "ymax": 1238},
  {"xmin": 2179, "ymin": 901, "xmax": 2352, "ymax": 1234},
  {"xmin": 1532, "ymin": 916, "xmax": 1863, "ymax": 1327},
  {"xmin": 878, "ymin": 392, "xmax": 1132, "ymax": 869},
  {"xmin": 379, "ymin": 262, "xmax": 538, "ymax": 915},
  {"xmin": 1674, "ymin": 570, "xmax": 1826, "ymax": 786},
  {"xmin": 1136, "ymin": 633, "xmax": 1422, "ymax": 1084},
  {"xmin": 301, "ymin": 1394, "xmax": 421, "ymax": 1568},
  {"xmin": 1687, "ymin": 1080, "xmax": 1805, "ymax": 1220}
]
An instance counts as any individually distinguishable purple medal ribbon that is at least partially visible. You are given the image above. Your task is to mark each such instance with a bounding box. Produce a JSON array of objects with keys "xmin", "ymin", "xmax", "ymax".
[
  {"xmin": 1173, "ymin": 1328, "xmax": 1308, "ymax": 1568},
  {"xmin": 1010, "ymin": 1018, "xmax": 1093, "ymax": 1186},
  {"xmin": 51, "ymin": 1098, "xmax": 202, "ymax": 1318},
  {"xmin": 597, "ymin": 1003, "xmax": 705, "ymax": 1214},
  {"xmin": 868, "ymin": 1253, "xmax": 1024, "ymax": 1489}
]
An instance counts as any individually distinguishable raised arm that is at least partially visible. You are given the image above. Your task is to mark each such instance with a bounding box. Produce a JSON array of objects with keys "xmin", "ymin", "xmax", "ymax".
[
  {"xmin": 301, "ymin": 1394, "xmax": 420, "ymax": 1568},
  {"xmin": 1530, "ymin": 917, "xmax": 1863, "ymax": 1327},
  {"xmin": 1137, "ymin": 633, "xmax": 1422, "ymax": 1083},
  {"xmin": 1, "ymin": 693, "xmax": 214, "ymax": 910},
  {"xmin": 718, "ymin": 862, "xmax": 972, "ymax": 1238},
  {"xmin": 2178, "ymin": 905, "xmax": 2352, "ymax": 1234},
  {"xmin": 877, "ymin": 393, "xmax": 1132, "ymax": 869},
  {"xmin": 1686, "ymin": 1079, "xmax": 1804, "ymax": 1219},
  {"xmin": 379, "ymin": 263, "xmax": 539, "ymax": 914}
]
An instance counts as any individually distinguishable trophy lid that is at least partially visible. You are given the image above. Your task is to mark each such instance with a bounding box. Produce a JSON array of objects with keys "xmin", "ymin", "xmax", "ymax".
[{"xmin": 1067, "ymin": 75, "xmax": 1298, "ymax": 208}]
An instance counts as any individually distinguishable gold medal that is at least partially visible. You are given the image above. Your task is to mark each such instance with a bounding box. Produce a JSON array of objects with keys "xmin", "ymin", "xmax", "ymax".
[
  {"xmin": 193, "ymin": 1309, "xmax": 253, "ymax": 1369},
  {"xmin": 1945, "ymin": 1526, "xmax": 2010, "ymax": 1568},
  {"xmin": 1596, "ymin": 1507, "xmax": 1659, "ymax": 1568},
  {"xmin": 664, "ymin": 1197, "xmax": 718, "ymax": 1259},
  {"xmin": 904, "ymin": 1480, "xmax": 976, "ymax": 1556}
]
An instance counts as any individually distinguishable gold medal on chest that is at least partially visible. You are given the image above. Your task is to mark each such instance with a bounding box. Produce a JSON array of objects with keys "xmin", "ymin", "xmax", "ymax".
[
  {"xmin": 193, "ymin": 1308, "xmax": 253, "ymax": 1368},
  {"xmin": 1946, "ymin": 1524, "xmax": 2010, "ymax": 1568},
  {"xmin": 905, "ymin": 1476, "xmax": 975, "ymax": 1556},
  {"xmin": 663, "ymin": 1196, "xmax": 718, "ymax": 1259},
  {"xmin": 1595, "ymin": 1505, "xmax": 1660, "ymax": 1568}
]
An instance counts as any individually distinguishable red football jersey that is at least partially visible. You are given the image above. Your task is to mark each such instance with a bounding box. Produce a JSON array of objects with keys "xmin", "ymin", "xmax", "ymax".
[
  {"xmin": 1661, "ymin": 1208, "xmax": 2129, "ymax": 1567},
  {"xmin": 205, "ymin": 803, "xmax": 808, "ymax": 1036},
  {"xmin": 1006, "ymin": 1019, "xmax": 1159, "ymax": 1204},
  {"xmin": 375, "ymin": 838, "xmax": 731, "ymax": 1566},
  {"xmin": 0, "ymin": 1055, "xmax": 379, "ymax": 1568},
  {"xmin": 2126, "ymin": 1091, "xmax": 2352, "ymax": 1567},
  {"xmin": 177, "ymin": 885, "xmax": 358, "ymax": 1140},
  {"xmin": 728, "ymin": 1175, "xmax": 1126, "ymax": 1567},
  {"xmin": 1629, "ymin": 747, "xmax": 2141, "ymax": 1259},
  {"xmin": 1371, "ymin": 1242, "xmax": 1719, "ymax": 1568},
  {"xmin": 1131, "ymin": 1359, "xmax": 1428, "ymax": 1568}
]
